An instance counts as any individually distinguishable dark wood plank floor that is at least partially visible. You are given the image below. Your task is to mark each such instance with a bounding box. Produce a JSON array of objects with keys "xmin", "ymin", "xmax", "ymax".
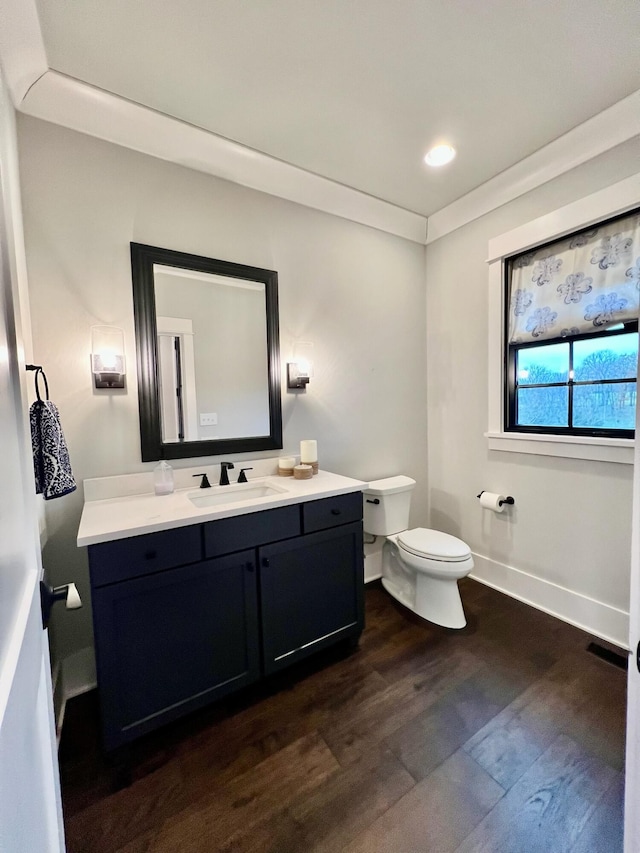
[{"xmin": 59, "ymin": 579, "xmax": 627, "ymax": 853}]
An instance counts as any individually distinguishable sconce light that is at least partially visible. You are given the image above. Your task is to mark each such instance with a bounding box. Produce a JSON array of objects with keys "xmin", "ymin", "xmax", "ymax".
[
  {"xmin": 91, "ymin": 325, "xmax": 126, "ymax": 389},
  {"xmin": 287, "ymin": 341, "xmax": 314, "ymax": 390}
]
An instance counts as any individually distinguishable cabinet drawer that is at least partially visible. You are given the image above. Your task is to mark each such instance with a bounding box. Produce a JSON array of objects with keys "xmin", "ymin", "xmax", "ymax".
[
  {"xmin": 302, "ymin": 491, "xmax": 363, "ymax": 533},
  {"xmin": 204, "ymin": 504, "xmax": 301, "ymax": 558},
  {"xmin": 88, "ymin": 525, "xmax": 202, "ymax": 587}
]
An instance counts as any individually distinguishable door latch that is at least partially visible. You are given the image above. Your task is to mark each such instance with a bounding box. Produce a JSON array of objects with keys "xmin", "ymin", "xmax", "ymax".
[{"xmin": 40, "ymin": 581, "xmax": 82, "ymax": 629}]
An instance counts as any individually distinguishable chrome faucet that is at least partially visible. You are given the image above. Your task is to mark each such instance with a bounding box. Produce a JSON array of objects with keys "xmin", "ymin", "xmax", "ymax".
[{"xmin": 219, "ymin": 461, "xmax": 235, "ymax": 486}]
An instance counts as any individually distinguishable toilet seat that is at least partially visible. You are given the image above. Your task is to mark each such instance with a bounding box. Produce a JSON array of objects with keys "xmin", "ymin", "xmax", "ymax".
[{"xmin": 397, "ymin": 528, "xmax": 471, "ymax": 563}]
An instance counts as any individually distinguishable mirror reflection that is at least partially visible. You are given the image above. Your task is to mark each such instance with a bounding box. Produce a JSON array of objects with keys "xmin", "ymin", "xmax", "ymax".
[
  {"xmin": 153, "ymin": 265, "xmax": 269, "ymax": 443},
  {"xmin": 131, "ymin": 243, "xmax": 282, "ymax": 462}
]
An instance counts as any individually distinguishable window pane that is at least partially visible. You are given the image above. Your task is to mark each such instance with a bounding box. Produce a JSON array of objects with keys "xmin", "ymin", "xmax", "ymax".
[
  {"xmin": 573, "ymin": 333, "xmax": 638, "ymax": 382},
  {"xmin": 516, "ymin": 343, "xmax": 569, "ymax": 386},
  {"xmin": 516, "ymin": 386, "xmax": 568, "ymax": 427},
  {"xmin": 573, "ymin": 382, "xmax": 636, "ymax": 430}
]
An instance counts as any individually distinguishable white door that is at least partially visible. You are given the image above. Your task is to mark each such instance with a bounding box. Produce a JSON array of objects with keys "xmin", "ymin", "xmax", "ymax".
[
  {"xmin": 157, "ymin": 317, "xmax": 199, "ymax": 443},
  {"xmin": 0, "ymin": 163, "xmax": 65, "ymax": 849},
  {"xmin": 625, "ymin": 385, "xmax": 640, "ymax": 851}
]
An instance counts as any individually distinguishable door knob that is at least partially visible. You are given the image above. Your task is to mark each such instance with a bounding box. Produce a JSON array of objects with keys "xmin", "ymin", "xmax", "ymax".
[
  {"xmin": 40, "ymin": 581, "xmax": 82, "ymax": 628},
  {"xmin": 65, "ymin": 583, "xmax": 82, "ymax": 609}
]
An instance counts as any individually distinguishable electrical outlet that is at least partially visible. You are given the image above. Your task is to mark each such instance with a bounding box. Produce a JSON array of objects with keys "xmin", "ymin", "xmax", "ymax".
[{"xmin": 199, "ymin": 412, "xmax": 218, "ymax": 426}]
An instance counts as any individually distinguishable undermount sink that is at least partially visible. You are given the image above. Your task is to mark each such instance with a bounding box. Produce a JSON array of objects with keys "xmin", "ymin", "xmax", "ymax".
[{"xmin": 187, "ymin": 480, "xmax": 288, "ymax": 508}]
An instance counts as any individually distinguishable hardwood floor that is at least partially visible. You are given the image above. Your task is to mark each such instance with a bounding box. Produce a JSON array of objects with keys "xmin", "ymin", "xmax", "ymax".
[{"xmin": 59, "ymin": 579, "xmax": 626, "ymax": 852}]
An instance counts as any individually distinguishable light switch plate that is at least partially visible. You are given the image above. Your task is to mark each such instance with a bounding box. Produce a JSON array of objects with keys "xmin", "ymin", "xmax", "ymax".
[{"xmin": 199, "ymin": 412, "xmax": 218, "ymax": 426}]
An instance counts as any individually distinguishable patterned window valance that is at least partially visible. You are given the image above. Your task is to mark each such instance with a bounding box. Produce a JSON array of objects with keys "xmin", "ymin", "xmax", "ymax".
[{"xmin": 507, "ymin": 209, "xmax": 640, "ymax": 344}]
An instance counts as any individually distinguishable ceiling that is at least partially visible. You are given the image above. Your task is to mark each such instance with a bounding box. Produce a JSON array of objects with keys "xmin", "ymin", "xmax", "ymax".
[{"xmin": 32, "ymin": 0, "xmax": 640, "ymax": 216}]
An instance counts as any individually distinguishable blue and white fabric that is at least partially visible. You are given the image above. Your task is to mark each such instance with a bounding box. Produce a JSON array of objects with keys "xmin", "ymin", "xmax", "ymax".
[
  {"xmin": 30, "ymin": 368, "xmax": 77, "ymax": 500},
  {"xmin": 508, "ymin": 210, "xmax": 640, "ymax": 344}
]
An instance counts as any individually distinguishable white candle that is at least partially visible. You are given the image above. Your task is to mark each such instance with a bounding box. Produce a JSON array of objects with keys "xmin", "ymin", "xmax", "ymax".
[
  {"xmin": 300, "ymin": 440, "xmax": 317, "ymax": 463},
  {"xmin": 278, "ymin": 456, "xmax": 296, "ymax": 469}
]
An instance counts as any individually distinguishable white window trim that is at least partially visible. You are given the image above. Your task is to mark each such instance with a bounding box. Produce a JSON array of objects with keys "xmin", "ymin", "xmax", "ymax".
[{"xmin": 487, "ymin": 172, "xmax": 640, "ymax": 465}]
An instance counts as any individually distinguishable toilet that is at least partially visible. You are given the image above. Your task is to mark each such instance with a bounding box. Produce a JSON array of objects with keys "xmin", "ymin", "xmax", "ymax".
[{"xmin": 363, "ymin": 476, "xmax": 473, "ymax": 629}]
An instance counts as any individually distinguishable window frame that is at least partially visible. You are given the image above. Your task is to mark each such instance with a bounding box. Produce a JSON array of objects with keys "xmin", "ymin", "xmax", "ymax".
[
  {"xmin": 505, "ymin": 321, "xmax": 638, "ymax": 439},
  {"xmin": 486, "ymin": 173, "xmax": 640, "ymax": 465}
]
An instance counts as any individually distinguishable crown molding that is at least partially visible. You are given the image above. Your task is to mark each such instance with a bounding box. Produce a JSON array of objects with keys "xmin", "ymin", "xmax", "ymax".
[
  {"xmin": 1, "ymin": 0, "xmax": 637, "ymax": 246},
  {"xmin": 427, "ymin": 89, "xmax": 640, "ymax": 244},
  {"xmin": 486, "ymin": 172, "xmax": 640, "ymax": 264},
  {"xmin": 18, "ymin": 70, "xmax": 427, "ymax": 244},
  {"xmin": 17, "ymin": 70, "xmax": 640, "ymax": 248},
  {"xmin": 0, "ymin": 0, "xmax": 426, "ymax": 242},
  {"xmin": 0, "ymin": 0, "xmax": 47, "ymax": 104}
]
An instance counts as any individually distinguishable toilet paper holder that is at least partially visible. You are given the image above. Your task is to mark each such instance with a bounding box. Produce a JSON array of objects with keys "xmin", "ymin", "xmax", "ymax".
[{"xmin": 477, "ymin": 491, "xmax": 515, "ymax": 507}]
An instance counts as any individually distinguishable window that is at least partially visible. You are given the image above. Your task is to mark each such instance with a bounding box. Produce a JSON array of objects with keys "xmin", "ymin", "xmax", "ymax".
[{"xmin": 505, "ymin": 208, "xmax": 640, "ymax": 439}]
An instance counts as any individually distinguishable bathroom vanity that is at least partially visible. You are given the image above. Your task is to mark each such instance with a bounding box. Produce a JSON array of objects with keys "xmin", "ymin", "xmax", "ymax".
[{"xmin": 77, "ymin": 470, "xmax": 366, "ymax": 750}]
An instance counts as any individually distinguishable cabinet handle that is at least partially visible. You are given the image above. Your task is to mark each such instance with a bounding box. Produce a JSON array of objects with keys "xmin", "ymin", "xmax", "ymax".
[
  {"xmin": 144, "ymin": 550, "xmax": 157, "ymax": 560},
  {"xmin": 331, "ymin": 509, "xmax": 341, "ymax": 516},
  {"xmin": 245, "ymin": 562, "xmax": 254, "ymax": 573},
  {"xmin": 262, "ymin": 557, "xmax": 270, "ymax": 568}
]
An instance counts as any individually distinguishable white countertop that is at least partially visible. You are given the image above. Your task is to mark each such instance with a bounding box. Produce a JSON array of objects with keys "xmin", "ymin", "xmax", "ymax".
[{"xmin": 77, "ymin": 470, "xmax": 368, "ymax": 547}]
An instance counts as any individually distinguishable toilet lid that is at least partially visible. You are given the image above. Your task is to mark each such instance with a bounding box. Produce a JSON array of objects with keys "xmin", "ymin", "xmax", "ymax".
[{"xmin": 397, "ymin": 528, "xmax": 471, "ymax": 562}]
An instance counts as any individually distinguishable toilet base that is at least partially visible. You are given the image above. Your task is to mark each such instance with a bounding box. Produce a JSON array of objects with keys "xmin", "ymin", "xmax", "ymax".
[
  {"xmin": 415, "ymin": 573, "xmax": 466, "ymax": 629},
  {"xmin": 381, "ymin": 538, "xmax": 469, "ymax": 629},
  {"xmin": 381, "ymin": 577, "xmax": 414, "ymax": 614},
  {"xmin": 382, "ymin": 575, "xmax": 466, "ymax": 629}
]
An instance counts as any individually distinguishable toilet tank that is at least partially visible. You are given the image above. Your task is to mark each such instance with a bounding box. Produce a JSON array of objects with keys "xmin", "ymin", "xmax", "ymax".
[{"xmin": 363, "ymin": 476, "xmax": 416, "ymax": 535}]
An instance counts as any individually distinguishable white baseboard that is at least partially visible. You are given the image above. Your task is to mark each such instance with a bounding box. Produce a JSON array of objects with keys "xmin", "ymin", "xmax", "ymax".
[
  {"xmin": 51, "ymin": 659, "xmax": 65, "ymax": 745},
  {"xmin": 469, "ymin": 552, "xmax": 629, "ymax": 650},
  {"xmin": 55, "ymin": 646, "xmax": 97, "ymax": 745},
  {"xmin": 63, "ymin": 646, "xmax": 97, "ymax": 700}
]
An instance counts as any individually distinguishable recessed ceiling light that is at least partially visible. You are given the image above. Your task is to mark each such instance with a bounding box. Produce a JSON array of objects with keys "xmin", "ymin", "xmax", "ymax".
[{"xmin": 424, "ymin": 144, "xmax": 456, "ymax": 167}]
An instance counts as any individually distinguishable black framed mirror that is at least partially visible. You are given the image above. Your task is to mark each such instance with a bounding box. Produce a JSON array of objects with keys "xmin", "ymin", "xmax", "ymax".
[{"xmin": 131, "ymin": 243, "xmax": 282, "ymax": 462}]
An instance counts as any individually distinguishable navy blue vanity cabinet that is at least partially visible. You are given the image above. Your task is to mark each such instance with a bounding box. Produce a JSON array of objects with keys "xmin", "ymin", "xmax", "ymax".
[
  {"xmin": 87, "ymin": 492, "xmax": 364, "ymax": 751},
  {"xmin": 260, "ymin": 522, "xmax": 364, "ymax": 674},
  {"xmin": 89, "ymin": 530, "xmax": 260, "ymax": 751},
  {"xmin": 260, "ymin": 492, "xmax": 365, "ymax": 674}
]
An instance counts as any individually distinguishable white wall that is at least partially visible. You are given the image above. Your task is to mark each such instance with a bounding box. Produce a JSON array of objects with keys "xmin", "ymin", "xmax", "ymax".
[
  {"xmin": 17, "ymin": 114, "xmax": 428, "ymax": 660},
  {"xmin": 426, "ymin": 136, "xmax": 640, "ymax": 647}
]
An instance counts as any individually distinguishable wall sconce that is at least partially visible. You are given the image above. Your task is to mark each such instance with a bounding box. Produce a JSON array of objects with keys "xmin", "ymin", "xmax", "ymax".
[
  {"xmin": 287, "ymin": 341, "xmax": 314, "ymax": 390},
  {"xmin": 91, "ymin": 325, "xmax": 126, "ymax": 389}
]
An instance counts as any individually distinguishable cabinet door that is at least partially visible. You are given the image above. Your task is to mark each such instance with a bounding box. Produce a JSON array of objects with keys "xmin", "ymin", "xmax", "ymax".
[
  {"xmin": 260, "ymin": 522, "xmax": 364, "ymax": 674},
  {"xmin": 92, "ymin": 550, "xmax": 259, "ymax": 749}
]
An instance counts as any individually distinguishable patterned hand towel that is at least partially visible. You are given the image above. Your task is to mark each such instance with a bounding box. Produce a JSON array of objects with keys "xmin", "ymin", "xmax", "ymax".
[{"xmin": 29, "ymin": 368, "xmax": 77, "ymax": 500}]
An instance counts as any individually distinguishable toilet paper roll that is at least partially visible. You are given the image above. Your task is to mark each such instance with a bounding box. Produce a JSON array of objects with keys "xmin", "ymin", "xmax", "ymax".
[{"xmin": 479, "ymin": 491, "xmax": 506, "ymax": 513}]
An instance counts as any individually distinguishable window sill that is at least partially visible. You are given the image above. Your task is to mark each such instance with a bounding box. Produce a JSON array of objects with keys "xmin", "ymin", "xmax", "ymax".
[{"xmin": 485, "ymin": 431, "xmax": 634, "ymax": 464}]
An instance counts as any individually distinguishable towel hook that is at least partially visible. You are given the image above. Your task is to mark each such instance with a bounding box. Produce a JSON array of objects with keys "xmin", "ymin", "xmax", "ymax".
[{"xmin": 26, "ymin": 364, "xmax": 50, "ymax": 399}]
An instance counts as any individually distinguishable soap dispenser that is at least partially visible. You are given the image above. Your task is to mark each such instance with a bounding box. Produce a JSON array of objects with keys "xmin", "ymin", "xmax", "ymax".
[{"xmin": 153, "ymin": 460, "xmax": 174, "ymax": 495}]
